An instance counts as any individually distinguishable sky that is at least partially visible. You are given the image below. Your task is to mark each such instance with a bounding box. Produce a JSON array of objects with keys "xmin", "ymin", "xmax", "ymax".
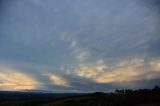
[{"xmin": 0, "ymin": 0, "xmax": 160, "ymax": 92}]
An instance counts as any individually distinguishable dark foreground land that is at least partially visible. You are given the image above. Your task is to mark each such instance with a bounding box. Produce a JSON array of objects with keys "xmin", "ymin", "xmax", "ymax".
[{"xmin": 0, "ymin": 86, "xmax": 160, "ymax": 106}]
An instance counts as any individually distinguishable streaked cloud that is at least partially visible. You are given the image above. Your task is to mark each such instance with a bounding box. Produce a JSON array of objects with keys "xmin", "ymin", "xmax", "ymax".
[
  {"xmin": 95, "ymin": 59, "xmax": 160, "ymax": 83},
  {"xmin": 70, "ymin": 40, "xmax": 77, "ymax": 48},
  {"xmin": 0, "ymin": 67, "xmax": 38, "ymax": 90},
  {"xmin": 72, "ymin": 58, "xmax": 160, "ymax": 84},
  {"xmin": 95, "ymin": 67, "xmax": 143, "ymax": 83},
  {"xmin": 46, "ymin": 73, "xmax": 70, "ymax": 87},
  {"xmin": 76, "ymin": 51, "xmax": 90, "ymax": 61}
]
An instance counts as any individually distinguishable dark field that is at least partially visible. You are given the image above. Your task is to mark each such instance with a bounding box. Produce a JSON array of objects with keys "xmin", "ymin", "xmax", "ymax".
[{"xmin": 0, "ymin": 86, "xmax": 160, "ymax": 106}]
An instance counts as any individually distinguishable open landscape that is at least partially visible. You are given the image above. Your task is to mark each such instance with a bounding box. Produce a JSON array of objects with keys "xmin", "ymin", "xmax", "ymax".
[
  {"xmin": 0, "ymin": 86, "xmax": 160, "ymax": 106},
  {"xmin": 0, "ymin": 0, "xmax": 160, "ymax": 106}
]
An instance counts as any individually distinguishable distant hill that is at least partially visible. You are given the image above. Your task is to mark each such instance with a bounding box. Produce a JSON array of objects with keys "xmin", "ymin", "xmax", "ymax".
[{"xmin": 0, "ymin": 86, "xmax": 160, "ymax": 106}]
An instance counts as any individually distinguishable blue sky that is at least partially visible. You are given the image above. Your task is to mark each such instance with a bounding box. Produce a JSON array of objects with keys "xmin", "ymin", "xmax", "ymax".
[{"xmin": 0, "ymin": 0, "xmax": 160, "ymax": 92}]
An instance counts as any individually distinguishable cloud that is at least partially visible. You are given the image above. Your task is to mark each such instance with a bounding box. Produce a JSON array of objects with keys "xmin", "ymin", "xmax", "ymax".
[
  {"xmin": 150, "ymin": 60, "xmax": 160, "ymax": 72},
  {"xmin": 73, "ymin": 63, "xmax": 106, "ymax": 78},
  {"xmin": 0, "ymin": 67, "xmax": 38, "ymax": 90},
  {"xmin": 76, "ymin": 51, "xmax": 90, "ymax": 61},
  {"xmin": 72, "ymin": 58, "xmax": 160, "ymax": 84},
  {"xmin": 115, "ymin": 58, "xmax": 145, "ymax": 67},
  {"xmin": 0, "ymin": 0, "xmax": 160, "ymax": 91},
  {"xmin": 96, "ymin": 59, "xmax": 160, "ymax": 83},
  {"xmin": 70, "ymin": 40, "xmax": 77, "ymax": 48},
  {"xmin": 95, "ymin": 67, "xmax": 143, "ymax": 83},
  {"xmin": 46, "ymin": 73, "xmax": 70, "ymax": 87}
]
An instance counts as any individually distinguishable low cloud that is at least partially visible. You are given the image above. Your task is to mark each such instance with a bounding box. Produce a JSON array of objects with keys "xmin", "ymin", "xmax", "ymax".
[
  {"xmin": 46, "ymin": 73, "xmax": 70, "ymax": 87},
  {"xmin": 0, "ymin": 67, "xmax": 39, "ymax": 90},
  {"xmin": 72, "ymin": 58, "xmax": 160, "ymax": 84},
  {"xmin": 95, "ymin": 67, "xmax": 144, "ymax": 83},
  {"xmin": 150, "ymin": 60, "xmax": 160, "ymax": 72}
]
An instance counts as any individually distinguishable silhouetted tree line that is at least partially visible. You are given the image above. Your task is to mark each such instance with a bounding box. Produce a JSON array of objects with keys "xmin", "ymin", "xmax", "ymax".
[{"xmin": 0, "ymin": 85, "xmax": 160, "ymax": 106}]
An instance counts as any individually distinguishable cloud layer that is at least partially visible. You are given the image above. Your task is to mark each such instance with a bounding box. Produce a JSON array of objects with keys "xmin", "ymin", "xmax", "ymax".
[{"xmin": 0, "ymin": 0, "xmax": 160, "ymax": 92}]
